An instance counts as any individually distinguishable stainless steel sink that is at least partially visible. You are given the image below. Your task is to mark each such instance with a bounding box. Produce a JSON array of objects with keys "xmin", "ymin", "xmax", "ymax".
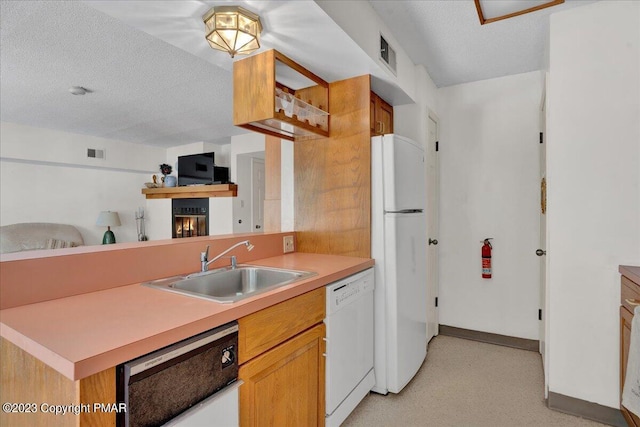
[{"xmin": 143, "ymin": 265, "xmax": 316, "ymax": 303}]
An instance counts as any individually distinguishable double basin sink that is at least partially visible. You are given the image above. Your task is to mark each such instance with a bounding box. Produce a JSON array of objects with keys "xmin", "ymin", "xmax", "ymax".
[{"xmin": 143, "ymin": 265, "xmax": 316, "ymax": 303}]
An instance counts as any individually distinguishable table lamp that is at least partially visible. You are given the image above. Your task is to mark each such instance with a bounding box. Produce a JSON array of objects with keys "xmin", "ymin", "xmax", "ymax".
[{"xmin": 96, "ymin": 211, "xmax": 121, "ymax": 244}]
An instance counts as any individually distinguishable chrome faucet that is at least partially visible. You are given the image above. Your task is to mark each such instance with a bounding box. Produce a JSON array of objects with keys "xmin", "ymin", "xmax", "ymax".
[{"xmin": 200, "ymin": 240, "xmax": 254, "ymax": 272}]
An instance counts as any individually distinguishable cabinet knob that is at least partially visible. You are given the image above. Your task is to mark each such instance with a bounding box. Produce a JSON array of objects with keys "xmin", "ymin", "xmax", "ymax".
[
  {"xmin": 255, "ymin": 225, "xmax": 261, "ymax": 229},
  {"xmin": 536, "ymin": 249, "xmax": 546, "ymax": 256},
  {"xmin": 428, "ymin": 238, "xmax": 438, "ymax": 246}
]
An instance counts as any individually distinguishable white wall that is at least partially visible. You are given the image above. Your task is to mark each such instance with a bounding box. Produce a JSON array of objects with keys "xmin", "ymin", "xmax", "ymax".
[
  {"xmin": 166, "ymin": 139, "xmax": 230, "ymax": 175},
  {"xmin": 395, "ymin": 65, "xmax": 439, "ymax": 144},
  {"xmin": 438, "ymin": 71, "xmax": 543, "ymax": 340},
  {"xmin": 144, "ymin": 199, "xmax": 172, "ymax": 241},
  {"xmin": 0, "ymin": 122, "xmax": 165, "ymax": 245},
  {"xmin": 315, "ymin": 0, "xmax": 416, "ymax": 105},
  {"xmin": 547, "ymin": 1, "xmax": 640, "ymax": 408}
]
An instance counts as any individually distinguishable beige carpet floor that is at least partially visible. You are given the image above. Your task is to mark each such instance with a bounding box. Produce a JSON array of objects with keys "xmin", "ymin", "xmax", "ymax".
[{"xmin": 343, "ymin": 335, "xmax": 607, "ymax": 427}]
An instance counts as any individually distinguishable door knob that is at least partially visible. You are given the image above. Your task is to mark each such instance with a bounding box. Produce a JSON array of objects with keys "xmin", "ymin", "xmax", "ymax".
[
  {"xmin": 536, "ymin": 249, "xmax": 546, "ymax": 256},
  {"xmin": 429, "ymin": 238, "xmax": 438, "ymax": 246}
]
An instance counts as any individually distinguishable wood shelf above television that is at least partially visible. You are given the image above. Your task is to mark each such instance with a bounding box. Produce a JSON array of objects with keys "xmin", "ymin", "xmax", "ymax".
[{"xmin": 141, "ymin": 184, "xmax": 237, "ymax": 199}]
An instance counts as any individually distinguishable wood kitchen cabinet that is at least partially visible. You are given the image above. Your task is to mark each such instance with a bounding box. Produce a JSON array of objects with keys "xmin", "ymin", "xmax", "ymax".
[
  {"xmin": 0, "ymin": 338, "xmax": 116, "ymax": 427},
  {"xmin": 370, "ymin": 91, "xmax": 393, "ymax": 136},
  {"xmin": 238, "ymin": 287, "xmax": 326, "ymax": 426},
  {"xmin": 620, "ymin": 266, "xmax": 640, "ymax": 427},
  {"xmin": 239, "ymin": 324, "xmax": 325, "ymax": 427},
  {"xmin": 234, "ymin": 49, "xmax": 329, "ymax": 142}
]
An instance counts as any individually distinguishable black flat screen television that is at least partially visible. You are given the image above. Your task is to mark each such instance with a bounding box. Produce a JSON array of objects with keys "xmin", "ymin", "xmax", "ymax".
[{"xmin": 177, "ymin": 152, "xmax": 229, "ymax": 186}]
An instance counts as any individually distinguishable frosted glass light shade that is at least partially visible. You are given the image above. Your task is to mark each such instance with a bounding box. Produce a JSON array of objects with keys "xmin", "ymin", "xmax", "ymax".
[
  {"xmin": 96, "ymin": 211, "xmax": 121, "ymax": 227},
  {"xmin": 203, "ymin": 6, "xmax": 262, "ymax": 58}
]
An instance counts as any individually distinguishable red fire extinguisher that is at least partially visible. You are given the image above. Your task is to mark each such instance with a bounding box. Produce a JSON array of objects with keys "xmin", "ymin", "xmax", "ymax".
[{"xmin": 482, "ymin": 238, "xmax": 493, "ymax": 279}]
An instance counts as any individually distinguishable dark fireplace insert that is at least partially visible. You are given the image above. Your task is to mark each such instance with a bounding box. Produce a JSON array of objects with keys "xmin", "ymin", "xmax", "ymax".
[{"xmin": 172, "ymin": 198, "xmax": 208, "ymax": 238}]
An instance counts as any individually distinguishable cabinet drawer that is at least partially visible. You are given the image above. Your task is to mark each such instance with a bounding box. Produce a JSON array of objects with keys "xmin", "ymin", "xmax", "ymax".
[
  {"xmin": 238, "ymin": 287, "xmax": 325, "ymax": 364},
  {"xmin": 622, "ymin": 276, "xmax": 640, "ymax": 314},
  {"xmin": 239, "ymin": 324, "xmax": 325, "ymax": 427}
]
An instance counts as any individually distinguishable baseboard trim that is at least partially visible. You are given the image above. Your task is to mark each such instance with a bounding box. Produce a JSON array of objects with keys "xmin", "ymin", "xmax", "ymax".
[
  {"xmin": 438, "ymin": 325, "xmax": 539, "ymax": 352},
  {"xmin": 547, "ymin": 392, "xmax": 627, "ymax": 427}
]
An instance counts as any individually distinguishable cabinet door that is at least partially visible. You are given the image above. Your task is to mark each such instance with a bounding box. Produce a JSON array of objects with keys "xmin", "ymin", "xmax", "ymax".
[
  {"xmin": 370, "ymin": 92, "xmax": 394, "ymax": 136},
  {"xmin": 379, "ymin": 99, "xmax": 393, "ymax": 135},
  {"xmin": 621, "ymin": 307, "xmax": 640, "ymax": 427},
  {"xmin": 239, "ymin": 324, "xmax": 325, "ymax": 427}
]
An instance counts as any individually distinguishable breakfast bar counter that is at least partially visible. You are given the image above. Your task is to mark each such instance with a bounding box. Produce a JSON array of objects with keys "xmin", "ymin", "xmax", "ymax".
[{"xmin": 0, "ymin": 252, "xmax": 372, "ymax": 381}]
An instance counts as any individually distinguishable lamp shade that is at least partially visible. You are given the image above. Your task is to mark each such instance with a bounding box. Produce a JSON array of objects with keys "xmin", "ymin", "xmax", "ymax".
[
  {"xmin": 203, "ymin": 6, "xmax": 262, "ymax": 58},
  {"xmin": 96, "ymin": 211, "xmax": 121, "ymax": 227}
]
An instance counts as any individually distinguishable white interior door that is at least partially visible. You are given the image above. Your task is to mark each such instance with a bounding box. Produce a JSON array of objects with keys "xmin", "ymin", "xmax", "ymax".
[
  {"xmin": 426, "ymin": 113, "xmax": 440, "ymax": 342},
  {"xmin": 539, "ymin": 73, "xmax": 549, "ymax": 397},
  {"xmin": 251, "ymin": 158, "xmax": 265, "ymax": 232}
]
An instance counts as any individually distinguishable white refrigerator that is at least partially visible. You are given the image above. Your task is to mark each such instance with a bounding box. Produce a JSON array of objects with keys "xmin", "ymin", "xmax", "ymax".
[{"xmin": 371, "ymin": 134, "xmax": 428, "ymax": 394}]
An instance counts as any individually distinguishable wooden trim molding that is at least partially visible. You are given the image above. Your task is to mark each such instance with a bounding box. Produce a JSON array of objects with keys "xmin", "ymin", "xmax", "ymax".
[{"xmin": 474, "ymin": 0, "xmax": 564, "ymax": 25}]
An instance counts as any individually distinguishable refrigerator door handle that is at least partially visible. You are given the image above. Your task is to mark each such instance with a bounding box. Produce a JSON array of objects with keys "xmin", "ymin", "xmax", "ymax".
[{"xmin": 384, "ymin": 209, "xmax": 423, "ymax": 214}]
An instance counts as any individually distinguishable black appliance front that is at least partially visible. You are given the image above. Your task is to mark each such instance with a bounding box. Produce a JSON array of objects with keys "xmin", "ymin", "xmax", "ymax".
[
  {"xmin": 178, "ymin": 152, "xmax": 214, "ymax": 186},
  {"xmin": 172, "ymin": 198, "xmax": 208, "ymax": 238},
  {"xmin": 116, "ymin": 321, "xmax": 238, "ymax": 427},
  {"xmin": 178, "ymin": 152, "xmax": 230, "ymax": 186}
]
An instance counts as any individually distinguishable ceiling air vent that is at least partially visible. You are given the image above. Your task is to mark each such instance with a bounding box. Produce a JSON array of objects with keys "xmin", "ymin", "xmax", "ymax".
[
  {"xmin": 380, "ymin": 34, "xmax": 397, "ymax": 75},
  {"xmin": 87, "ymin": 148, "xmax": 105, "ymax": 159}
]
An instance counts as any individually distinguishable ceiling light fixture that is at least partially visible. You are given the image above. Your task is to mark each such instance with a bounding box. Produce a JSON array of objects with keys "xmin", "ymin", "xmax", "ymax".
[
  {"xmin": 69, "ymin": 86, "xmax": 88, "ymax": 95},
  {"xmin": 202, "ymin": 6, "xmax": 262, "ymax": 58}
]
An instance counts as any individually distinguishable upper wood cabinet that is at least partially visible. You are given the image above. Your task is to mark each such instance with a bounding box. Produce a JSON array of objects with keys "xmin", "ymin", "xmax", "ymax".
[
  {"xmin": 620, "ymin": 272, "xmax": 640, "ymax": 427},
  {"xmin": 371, "ymin": 91, "xmax": 393, "ymax": 136},
  {"xmin": 234, "ymin": 50, "xmax": 329, "ymax": 142}
]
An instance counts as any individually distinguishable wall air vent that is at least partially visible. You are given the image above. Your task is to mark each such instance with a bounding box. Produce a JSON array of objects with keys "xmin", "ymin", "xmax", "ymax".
[
  {"xmin": 380, "ymin": 34, "xmax": 397, "ymax": 75},
  {"xmin": 87, "ymin": 148, "xmax": 105, "ymax": 159}
]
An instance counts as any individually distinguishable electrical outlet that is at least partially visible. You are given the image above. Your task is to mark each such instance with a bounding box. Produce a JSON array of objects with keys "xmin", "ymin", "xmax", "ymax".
[{"xmin": 283, "ymin": 236, "xmax": 294, "ymax": 253}]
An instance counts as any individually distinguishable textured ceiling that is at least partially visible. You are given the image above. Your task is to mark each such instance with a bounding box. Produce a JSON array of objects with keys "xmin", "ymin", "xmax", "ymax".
[
  {"xmin": 369, "ymin": 0, "xmax": 596, "ymax": 88},
  {"xmin": 1, "ymin": 0, "xmax": 597, "ymax": 149},
  {"xmin": 0, "ymin": 0, "xmax": 242, "ymax": 148},
  {"xmin": 0, "ymin": 0, "xmax": 385, "ymax": 148}
]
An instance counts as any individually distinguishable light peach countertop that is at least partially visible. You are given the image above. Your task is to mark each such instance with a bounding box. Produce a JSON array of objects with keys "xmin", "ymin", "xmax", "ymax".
[{"xmin": 0, "ymin": 252, "xmax": 373, "ymax": 381}]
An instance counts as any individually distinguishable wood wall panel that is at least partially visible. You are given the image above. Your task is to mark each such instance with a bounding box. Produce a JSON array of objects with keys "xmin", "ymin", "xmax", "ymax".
[
  {"xmin": 295, "ymin": 75, "xmax": 371, "ymax": 258},
  {"xmin": 79, "ymin": 367, "xmax": 116, "ymax": 427},
  {"xmin": 0, "ymin": 338, "xmax": 115, "ymax": 427}
]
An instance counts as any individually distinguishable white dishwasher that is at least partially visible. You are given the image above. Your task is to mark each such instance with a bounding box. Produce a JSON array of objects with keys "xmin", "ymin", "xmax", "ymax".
[{"xmin": 325, "ymin": 268, "xmax": 375, "ymax": 427}]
